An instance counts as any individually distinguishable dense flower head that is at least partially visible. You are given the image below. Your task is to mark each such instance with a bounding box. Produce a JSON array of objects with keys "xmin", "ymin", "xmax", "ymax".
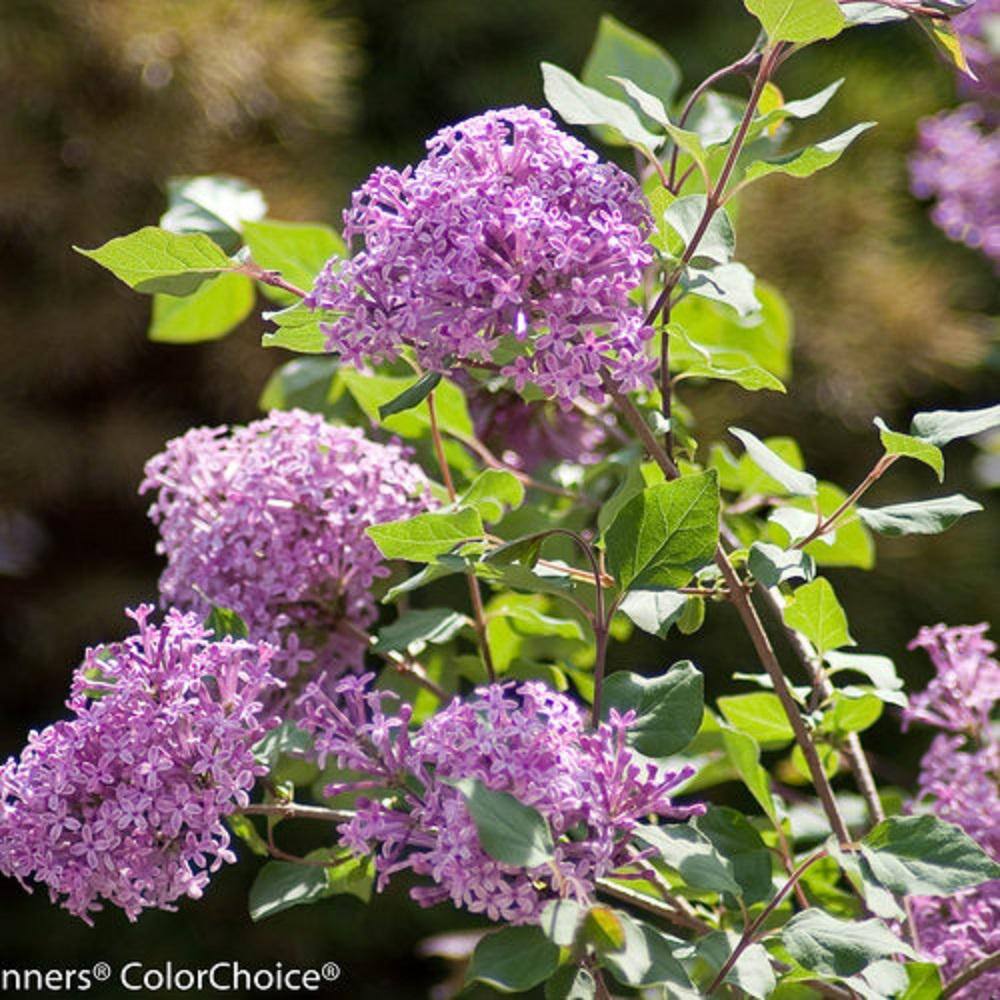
[
  {"xmin": 309, "ymin": 106, "xmax": 656, "ymax": 406},
  {"xmin": 0, "ymin": 606, "xmax": 277, "ymax": 923},
  {"xmin": 905, "ymin": 623, "xmax": 999, "ymax": 997},
  {"xmin": 141, "ymin": 409, "xmax": 431, "ymax": 697},
  {"xmin": 902, "ymin": 622, "xmax": 1000, "ymax": 733},
  {"xmin": 910, "ymin": 106, "xmax": 1000, "ymax": 266},
  {"xmin": 954, "ymin": 0, "xmax": 1000, "ymax": 99},
  {"xmin": 299, "ymin": 676, "xmax": 703, "ymax": 924}
]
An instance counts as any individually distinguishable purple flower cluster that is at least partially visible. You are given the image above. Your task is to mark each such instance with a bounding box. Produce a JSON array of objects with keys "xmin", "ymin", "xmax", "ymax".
[
  {"xmin": 910, "ymin": 1, "xmax": 1000, "ymax": 266},
  {"xmin": 141, "ymin": 409, "xmax": 431, "ymax": 697},
  {"xmin": 905, "ymin": 623, "xmax": 999, "ymax": 998},
  {"xmin": 0, "ymin": 606, "xmax": 277, "ymax": 923},
  {"xmin": 468, "ymin": 387, "xmax": 608, "ymax": 472},
  {"xmin": 308, "ymin": 106, "xmax": 656, "ymax": 406},
  {"xmin": 300, "ymin": 676, "xmax": 703, "ymax": 924}
]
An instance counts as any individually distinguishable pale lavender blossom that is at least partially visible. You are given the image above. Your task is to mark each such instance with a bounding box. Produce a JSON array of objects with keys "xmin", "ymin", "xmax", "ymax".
[
  {"xmin": 905, "ymin": 623, "xmax": 999, "ymax": 997},
  {"xmin": 308, "ymin": 107, "xmax": 656, "ymax": 407},
  {"xmin": 141, "ymin": 409, "xmax": 431, "ymax": 699},
  {"xmin": 0, "ymin": 606, "xmax": 278, "ymax": 924},
  {"xmin": 300, "ymin": 676, "xmax": 703, "ymax": 924}
]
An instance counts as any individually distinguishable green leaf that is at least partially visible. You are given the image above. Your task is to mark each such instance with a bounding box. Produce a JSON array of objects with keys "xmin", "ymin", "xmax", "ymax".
[
  {"xmin": 747, "ymin": 542, "xmax": 815, "ymax": 586},
  {"xmin": 581, "ymin": 15, "xmax": 680, "ymax": 112},
  {"xmin": 545, "ymin": 965, "xmax": 597, "ymax": 1000},
  {"xmin": 242, "ymin": 219, "xmax": 344, "ymax": 304},
  {"xmin": 601, "ymin": 914, "xmax": 690, "ymax": 989},
  {"xmin": 857, "ymin": 495, "xmax": 983, "ymax": 537},
  {"xmin": 377, "ymin": 371, "xmax": 442, "ymax": 420},
  {"xmin": 741, "ymin": 123, "xmax": 875, "ymax": 187},
  {"xmin": 484, "ymin": 534, "xmax": 544, "ymax": 569},
  {"xmin": 633, "ymin": 822, "xmax": 742, "ymax": 896},
  {"xmin": 797, "ymin": 482, "xmax": 875, "ymax": 569},
  {"xmin": 843, "ymin": 3, "xmax": 908, "ymax": 25},
  {"xmin": 919, "ymin": 17, "xmax": 974, "ymax": 77},
  {"xmin": 450, "ymin": 779, "xmax": 555, "ymax": 868},
  {"xmin": 750, "ymin": 79, "xmax": 844, "ymax": 137},
  {"xmin": 259, "ymin": 357, "xmax": 339, "ymax": 413},
  {"xmin": 669, "ymin": 325, "xmax": 786, "ymax": 393},
  {"xmin": 149, "ymin": 272, "xmax": 254, "ymax": 343},
  {"xmin": 204, "ymin": 605, "xmax": 249, "ymax": 640},
  {"xmin": 339, "ymin": 370, "xmax": 473, "ymax": 439},
  {"xmin": 783, "ymin": 578, "xmax": 854, "ymax": 656},
  {"xmin": 672, "ymin": 281, "xmax": 793, "ymax": 379},
  {"xmin": 718, "ymin": 692, "xmax": 796, "ymax": 747},
  {"xmin": 248, "ymin": 849, "xmax": 369, "ymax": 921},
  {"xmin": 75, "ymin": 226, "xmax": 236, "ymax": 295},
  {"xmin": 861, "ymin": 814, "xmax": 1000, "ymax": 896},
  {"xmin": 491, "ymin": 598, "xmax": 584, "ymax": 640},
  {"xmin": 227, "ymin": 813, "xmax": 269, "ymax": 857},
  {"xmin": 781, "ymin": 909, "xmax": 914, "ymax": 977},
  {"xmin": 457, "ymin": 469, "xmax": 525, "ymax": 523},
  {"xmin": 602, "ymin": 662, "xmax": 704, "ymax": 757},
  {"xmin": 744, "ymin": 0, "xmax": 847, "ymax": 44},
  {"xmin": 874, "ymin": 417, "xmax": 944, "ymax": 481},
  {"xmin": 824, "ymin": 651, "xmax": 902, "ymax": 695},
  {"xmin": 617, "ymin": 589, "xmax": 688, "ymax": 638},
  {"xmin": 467, "ymin": 926, "xmax": 560, "ymax": 993},
  {"xmin": 541, "ymin": 62, "xmax": 663, "ymax": 151},
  {"xmin": 721, "ymin": 728, "xmax": 778, "ymax": 822},
  {"xmin": 900, "ymin": 963, "xmax": 944, "ymax": 999},
  {"xmin": 685, "ymin": 263, "xmax": 761, "ymax": 318},
  {"xmin": 367, "ymin": 508, "xmax": 484, "ymax": 562},
  {"xmin": 261, "ymin": 302, "xmax": 330, "ymax": 354},
  {"xmin": 822, "ymin": 692, "xmax": 884, "ymax": 735},
  {"xmin": 253, "ymin": 721, "xmax": 313, "ymax": 770},
  {"xmin": 662, "ymin": 121, "xmax": 712, "ymax": 180},
  {"xmin": 604, "ymin": 471, "xmax": 720, "ymax": 592},
  {"xmin": 697, "ymin": 933, "xmax": 776, "ymax": 1000},
  {"xmin": 609, "ymin": 77, "xmax": 670, "ymax": 128},
  {"xmin": 695, "ymin": 806, "xmax": 773, "ymax": 903},
  {"xmin": 910, "ymin": 403, "xmax": 1000, "ymax": 446},
  {"xmin": 161, "ymin": 174, "xmax": 266, "ymax": 254},
  {"xmin": 540, "ymin": 899, "xmax": 586, "ymax": 947},
  {"xmin": 730, "ymin": 427, "xmax": 817, "ymax": 497},
  {"xmin": 664, "ymin": 196, "xmax": 735, "ymax": 265},
  {"xmin": 374, "ymin": 608, "xmax": 467, "ymax": 657}
]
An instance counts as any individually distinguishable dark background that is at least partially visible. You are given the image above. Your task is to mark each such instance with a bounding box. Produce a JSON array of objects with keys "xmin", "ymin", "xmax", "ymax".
[{"xmin": 0, "ymin": 1, "xmax": 996, "ymax": 996}]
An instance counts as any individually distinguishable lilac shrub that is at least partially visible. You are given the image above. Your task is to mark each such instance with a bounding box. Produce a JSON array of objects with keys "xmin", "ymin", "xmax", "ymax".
[
  {"xmin": 300, "ymin": 676, "xmax": 703, "ymax": 924},
  {"xmin": 905, "ymin": 625, "xmax": 1000, "ymax": 997},
  {"xmin": 309, "ymin": 106, "xmax": 656, "ymax": 406},
  {"xmin": 0, "ymin": 606, "xmax": 277, "ymax": 923},
  {"xmin": 142, "ymin": 409, "xmax": 431, "ymax": 696}
]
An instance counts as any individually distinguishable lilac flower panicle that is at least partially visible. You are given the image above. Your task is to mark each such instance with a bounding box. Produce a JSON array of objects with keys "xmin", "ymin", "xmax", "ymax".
[
  {"xmin": 141, "ymin": 409, "xmax": 431, "ymax": 697},
  {"xmin": 0, "ymin": 606, "xmax": 278, "ymax": 923},
  {"xmin": 902, "ymin": 622, "xmax": 1000, "ymax": 733},
  {"xmin": 300, "ymin": 677, "xmax": 704, "ymax": 924},
  {"xmin": 309, "ymin": 106, "xmax": 657, "ymax": 406},
  {"xmin": 905, "ymin": 623, "xmax": 1000, "ymax": 998}
]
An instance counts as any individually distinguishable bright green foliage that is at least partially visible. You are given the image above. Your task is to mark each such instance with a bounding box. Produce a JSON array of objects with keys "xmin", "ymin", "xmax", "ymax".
[
  {"xmin": 261, "ymin": 302, "xmax": 330, "ymax": 353},
  {"xmin": 243, "ymin": 219, "xmax": 344, "ymax": 304},
  {"xmin": 458, "ymin": 470, "xmax": 525, "ymax": 523},
  {"xmin": 744, "ymin": 0, "xmax": 847, "ymax": 44},
  {"xmin": 718, "ymin": 692, "xmax": 796, "ymax": 747},
  {"xmin": 783, "ymin": 578, "xmax": 854, "ymax": 656},
  {"xmin": 857, "ymin": 495, "xmax": 983, "ymax": 536},
  {"xmin": 730, "ymin": 428, "xmax": 817, "ymax": 497},
  {"xmin": 149, "ymin": 272, "xmax": 254, "ymax": 343},
  {"xmin": 604, "ymin": 471, "xmax": 720, "ymax": 592},
  {"xmin": 367, "ymin": 508, "xmax": 484, "ymax": 562},
  {"xmin": 449, "ymin": 779, "xmax": 555, "ymax": 868},
  {"xmin": 75, "ymin": 227, "xmax": 236, "ymax": 295},
  {"xmin": 600, "ymin": 914, "xmax": 690, "ymax": 989},
  {"xmin": 722, "ymin": 727, "xmax": 779, "ymax": 822},
  {"xmin": 634, "ymin": 822, "xmax": 742, "ymax": 896},
  {"xmin": 161, "ymin": 175, "xmax": 266, "ymax": 254},
  {"xmin": 874, "ymin": 417, "xmax": 945, "ymax": 481},
  {"xmin": 467, "ymin": 926, "xmax": 560, "ymax": 991},
  {"xmin": 602, "ymin": 662, "xmax": 704, "ymax": 757}
]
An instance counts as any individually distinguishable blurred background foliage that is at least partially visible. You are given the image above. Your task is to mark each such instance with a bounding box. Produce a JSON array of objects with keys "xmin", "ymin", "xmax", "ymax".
[{"xmin": 0, "ymin": 1, "xmax": 995, "ymax": 996}]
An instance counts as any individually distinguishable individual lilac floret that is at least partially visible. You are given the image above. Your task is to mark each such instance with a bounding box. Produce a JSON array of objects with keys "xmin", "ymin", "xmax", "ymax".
[
  {"xmin": 910, "ymin": 106, "xmax": 1000, "ymax": 267},
  {"xmin": 309, "ymin": 106, "xmax": 656, "ymax": 407},
  {"xmin": 141, "ymin": 409, "xmax": 431, "ymax": 698},
  {"xmin": 299, "ymin": 677, "xmax": 703, "ymax": 924},
  {"xmin": 0, "ymin": 606, "xmax": 278, "ymax": 924},
  {"xmin": 902, "ymin": 623, "xmax": 1000, "ymax": 734},
  {"xmin": 905, "ymin": 623, "xmax": 999, "ymax": 998}
]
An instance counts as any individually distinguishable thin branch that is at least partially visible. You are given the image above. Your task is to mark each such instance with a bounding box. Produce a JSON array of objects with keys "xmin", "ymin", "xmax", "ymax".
[
  {"xmin": 240, "ymin": 803, "xmax": 355, "ymax": 824},
  {"xmin": 596, "ymin": 879, "xmax": 712, "ymax": 935},
  {"xmin": 942, "ymin": 951, "xmax": 1000, "ymax": 998},
  {"xmin": 238, "ymin": 260, "xmax": 309, "ymax": 300}
]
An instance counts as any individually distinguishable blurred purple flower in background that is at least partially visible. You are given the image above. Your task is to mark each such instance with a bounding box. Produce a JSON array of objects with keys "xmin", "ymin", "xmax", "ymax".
[
  {"xmin": 141, "ymin": 410, "xmax": 431, "ymax": 701},
  {"xmin": 309, "ymin": 106, "xmax": 656, "ymax": 406},
  {"xmin": 300, "ymin": 676, "xmax": 703, "ymax": 924},
  {"xmin": 0, "ymin": 606, "xmax": 277, "ymax": 923},
  {"xmin": 910, "ymin": 0, "xmax": 1000, "ymax": 266},
  {"xmin": 904, "ymin": 623, "xmax": 999, "ymax": 997}
]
